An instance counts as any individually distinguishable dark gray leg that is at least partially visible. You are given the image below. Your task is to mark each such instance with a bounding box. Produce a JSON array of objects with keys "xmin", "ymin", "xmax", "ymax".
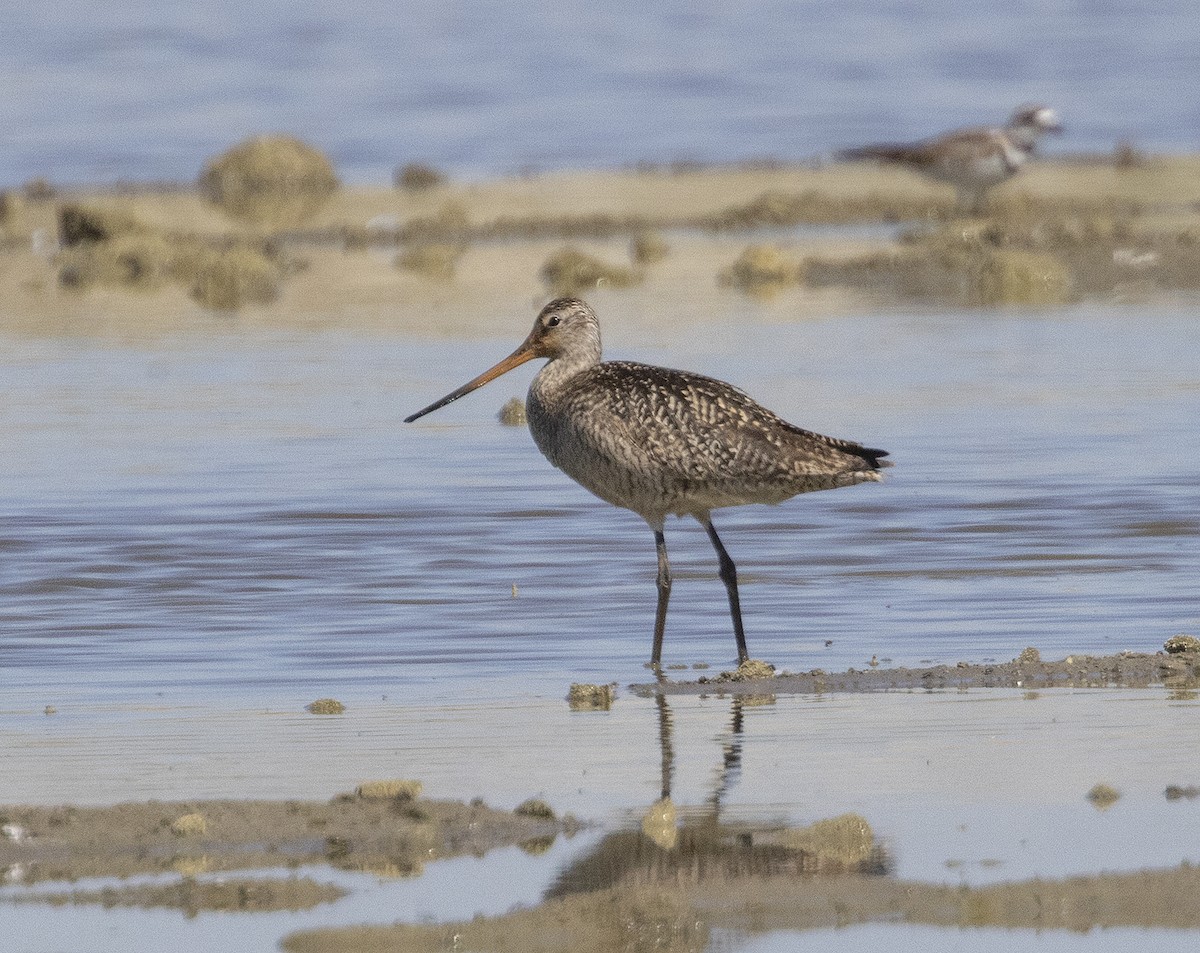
[
  {"xmin": 651, "ymin": 528, "xmax": 671, "ymax": 666},
  {"xmin": 701, "ymin": 516, "xmax": 749, "ymax": 664}
]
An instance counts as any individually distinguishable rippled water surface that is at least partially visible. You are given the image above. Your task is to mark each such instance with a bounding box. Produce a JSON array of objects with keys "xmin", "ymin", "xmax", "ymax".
[
  {"xmin": 3, "ymin": 298, "xmax": 1200, "ymax": 952},
  {"xmin": 2, "ymin": 0, "xmax": 1199, "ymax": 185},
  {"xmin": 3, "ymin": 301, "xmax": 1198, "ymax": 708}
]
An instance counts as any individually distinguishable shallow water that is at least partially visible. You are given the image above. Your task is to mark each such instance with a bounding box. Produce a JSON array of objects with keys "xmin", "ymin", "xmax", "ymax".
[
  {"xmin": 3, "ymin": 297, "xmax": 1200, "ymax": 950},
  {"xmin": 4, "ymin": 689, "xmax": 1199, "ymax": 951},
  {"xmin": 2, "ymin": 300, "xmax": 1198, "ymax": 708},
  {"xmin": 2, "ymin": 0, "xmax": 1199, "ymax": 185}
]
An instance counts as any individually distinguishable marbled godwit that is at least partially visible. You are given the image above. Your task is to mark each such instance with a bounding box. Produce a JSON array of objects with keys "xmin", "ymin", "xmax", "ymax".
[
  {"xmin": 405, "ymin": 297, "xmax": 889, "ymax": 666},
  {"xmin": 839, "ymin": 104, "xmax": 1063, "ymax": 212}
]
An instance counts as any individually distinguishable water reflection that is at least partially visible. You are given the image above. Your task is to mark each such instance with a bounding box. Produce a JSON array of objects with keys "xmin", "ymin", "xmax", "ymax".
[{"xmin": 547, "ymin": 695, "xmax": 888, "ymax": 900}]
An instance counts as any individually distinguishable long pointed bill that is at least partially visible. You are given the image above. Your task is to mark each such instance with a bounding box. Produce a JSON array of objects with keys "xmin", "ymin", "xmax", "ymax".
[{"xmin": 404, "ymin": 342, "xmax": 540, "ymax": 423}]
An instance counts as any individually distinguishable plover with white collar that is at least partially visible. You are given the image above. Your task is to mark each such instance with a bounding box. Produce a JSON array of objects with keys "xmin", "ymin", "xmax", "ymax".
[{"xmin": 840, "ymin": 105, "xmax": 1063, "ymax": 212}]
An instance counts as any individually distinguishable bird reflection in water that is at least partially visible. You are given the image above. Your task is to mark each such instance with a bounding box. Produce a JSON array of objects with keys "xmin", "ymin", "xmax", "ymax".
[{"xmin": 547, "ymin": 694, "xmax": 888, "ymax": 900}]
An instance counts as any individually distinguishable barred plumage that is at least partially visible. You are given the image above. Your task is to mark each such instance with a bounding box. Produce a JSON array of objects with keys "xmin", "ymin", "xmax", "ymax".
[{"xmin": 406, "ymin": 297, "xmax": 890, "ymax": 667}]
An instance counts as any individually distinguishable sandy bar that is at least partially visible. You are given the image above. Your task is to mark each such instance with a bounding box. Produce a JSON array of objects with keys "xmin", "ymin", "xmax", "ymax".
[{"xmin": 4, "ymin": 155, "xmax": 1200, "ymax": 338}]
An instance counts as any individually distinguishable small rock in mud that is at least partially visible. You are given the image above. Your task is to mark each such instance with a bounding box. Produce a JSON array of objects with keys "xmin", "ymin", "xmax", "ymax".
[
  {"xmin": 497, "ymin": 397, "xmax": 526, "ymax": 426},
  {"xmin": 514, "ymin": 798, "xmax": 556, "ymax": 820},
  {"xmin": 1164, "ymin": 634, "xmax": 1200, "ymax": 654},
  {"xmin": 568, "ymin": 683, "xmax": 616, "ymax": 711},
  {"xmin": 1086, "ymin": 784, "xmax": 1121, "ymax": 809},
  {"xmin": 1164, "ymin": 785, "xmax": 1200, "ymax": 801},
  {"xmin": 354, "ymin": 780, "xmax": 422, "ymax": 802},
  {"xmin": 306, "ymin": 698, "xmax": 346, "ymax": 715}
]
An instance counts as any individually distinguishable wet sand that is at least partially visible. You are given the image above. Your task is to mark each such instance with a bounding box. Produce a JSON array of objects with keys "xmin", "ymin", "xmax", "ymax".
[
  {"xmin": 3, "ymin": 647, "xmax": 1198, "ymax": 950},
  {"xmin": 4, "ymin": 154, "xmax": 1200, "ymax": 338},
  {"xmin": 0, "ymin": 789, "xmax": 578, "ymax": 906}
]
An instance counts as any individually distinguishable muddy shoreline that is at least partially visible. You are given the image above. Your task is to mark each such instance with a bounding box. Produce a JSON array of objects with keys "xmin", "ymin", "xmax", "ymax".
[
  {"xmin": 0, "ymin": 788, "xmax": 580, "ymax": 911},
  {"xmin": 636, "ymin": 643, "xmax": 1200, "ymax": 696},
  {"xmin": 5, "ymin": 152, "xmax": 1200, "ymax": 337}
]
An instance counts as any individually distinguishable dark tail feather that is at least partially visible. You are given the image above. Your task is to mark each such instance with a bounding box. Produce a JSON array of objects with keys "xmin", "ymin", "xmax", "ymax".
[{"xmin": 859, "ymin": 446, "xmax": 891, "ymax": 471}]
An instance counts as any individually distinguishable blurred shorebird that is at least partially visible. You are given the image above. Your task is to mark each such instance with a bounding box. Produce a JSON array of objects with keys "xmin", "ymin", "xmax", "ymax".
[
  {"xmin": 405, "ymin": 297, "xmax": 890, "ymax": 667},
  {"xmin": 839, "ymin": 104, "xmax": 1063, "ymax": 212}
]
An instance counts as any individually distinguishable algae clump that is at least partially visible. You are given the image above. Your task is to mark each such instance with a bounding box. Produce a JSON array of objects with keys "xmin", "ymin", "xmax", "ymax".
[
  {"xmin": 640, "ymin": 797, "xmax": 678, "ymax": 850},
  {"xmin": 514, "ymin": 798, "xmax": 556, "ymax": 820},
  {"xmin": 718, "ymin": 244, "xmax": 803, "ymax": 295},
  {"xmin": 396, "ymin": 242, "xmax": 463, "ymax": 280},
  {"xmin": 630, "ymin": 231, "xmax": 670, "ymax": 264},
  {"xmin": 540, "ymin": 246, "xmax": 641, "ymax": 294},
  {"xmin": 184, "ymin": 244, "xmax": 282, "ymax": 311},
  {"xmin": 169, "ymin": 812, "xmax": 207, "ymax": 837},
  {"xmin": 568, "ymin": 683, "xmax": 615, "ymax": 711},
  {"xmin": 1086, "ymin": 783, "xmax": 1121, "ymax": 809},
  {"xmin": 976, "ymin": 248, "xmax": 1072, "ymax": 306},
  {"xmin": 199, "ymin": 135, "xmax": 339, "ymax": 227},
  {"xmin": 306, "ymin": 698, "xmax": 346, "ymax": 715},
  {"xmin": 779, "ymin": 813, "xmax": 876, "ymax": 870},
  {"xmin": 1164, "ymin": 634, "xmax": 1200, "ymax": 655},
  {"xmin": 354, "ymin": 780, "xmax": 423, "ymax": 802},
  {"xmin": 497, "ymin": 397, "xmax": 527, "ymax": 426}
]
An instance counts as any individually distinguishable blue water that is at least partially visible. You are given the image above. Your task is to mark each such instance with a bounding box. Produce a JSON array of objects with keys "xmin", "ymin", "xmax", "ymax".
[
  {"xmin": 2, "ymin": 0, "xmax": 1199, "ymax": 185},
  {"xmin": 2, "ymin": 301, "xmax": 1198, "ymax": 708}
]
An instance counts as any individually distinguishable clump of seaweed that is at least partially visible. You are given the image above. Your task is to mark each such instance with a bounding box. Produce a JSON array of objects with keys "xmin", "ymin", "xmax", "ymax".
[
  {"xmin": 396, "ymin": 242, "xmax": 464, "ymax": 280},
  {"xmin": 56, "ymin": 203, "xmax": 285, "ymax": 311},
  {"xmin": 805, "ymin": 244, "xmax": 1073, "ymax": 307},
  {"xmin": 56, "ymin": 203, "xmax": 174, "ymax": 291},
  {"xmin": 497, "ymin": 397, "xmax": 527, "ymax": 426},
  {"xmin": 718, "ymin": 244, "xmax": 804, "ymax": 296},
  {"xmin": 306, "ymin": 698, "xmax": 346, "ymax": 715},
  {"xmin": 355, "ymin": 780, "xmax": 423, "ymax": 802},
  {"xmin": 1086, "ymin": 783, "xmax": 1121, "ymax": 810},
  {"xmin": 169, "ymin": 812, "xmax": 207, "ymax": 837},
  {"xmin": 394, "ymin": 162, "xmax": 447, "ymax": 192},
  {"xmin": 779, "ymin": 813, "xmax": 878, "ymax": 870},
  {"xmin": 183, "ymin": 244, "xmax": 283, "ymax": 311},
  {"xmin": 630, "ymin": 231, "xmax": 670, "ymax": 264},
  {"xmin": 514, "ymin": 798, "xmax": 556, "ymax": 820},
  {"xmin": 58, "ymin": 203, "xmax": 148, "ymax": 247},
  {"xmin": 540, "ymin": 246, "xmax": 641, "ymax": 294},
  {"xmin": 199, "ymin": 135, "xmax": 339, "ymax": 227},
  {"xmin": 0, "ymin": 191, "xmax": 20, "ymax": 234},
  {"xmin": 568, "ymin": 683, "xmax": 616, "ymax": 711},
  {"xmin": 703, "ymin": 188, "xmax": 952, "ymax": 229}
]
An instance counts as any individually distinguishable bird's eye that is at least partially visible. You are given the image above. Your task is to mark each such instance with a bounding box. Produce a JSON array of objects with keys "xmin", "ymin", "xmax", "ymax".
[{"xmin": 546, "ymin": 316, "xmax": 561, "ymax": 328}]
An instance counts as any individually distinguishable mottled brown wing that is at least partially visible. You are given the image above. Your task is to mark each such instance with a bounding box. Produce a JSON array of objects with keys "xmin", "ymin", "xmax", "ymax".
[{"xmin": 560, "ymin": 362, "xmax": 886, "ymax": 487}]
